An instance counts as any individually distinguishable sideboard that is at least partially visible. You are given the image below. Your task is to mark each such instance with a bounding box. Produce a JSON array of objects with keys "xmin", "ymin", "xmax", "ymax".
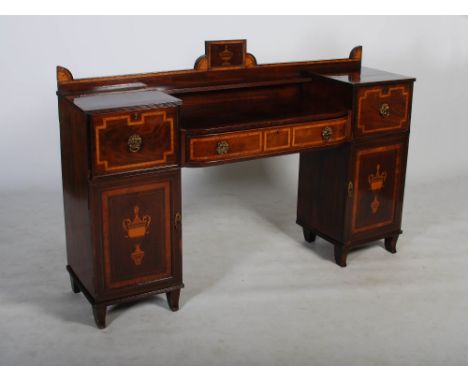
[{"xmin": 56, "ymin": 39, "xmax": 415, "ymax": 328}]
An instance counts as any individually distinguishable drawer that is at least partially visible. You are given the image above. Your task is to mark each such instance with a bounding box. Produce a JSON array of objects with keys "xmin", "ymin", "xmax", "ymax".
[
  {"xmin": 187, "ymin": 117, "xmax": 349, "ymax": 164},
  {"xmin": 291, "ymin": 119, "xmax": 348, "ymax": 148},
  {"xmin": 92, "ymin": 108, "xmax": 178, "ymax": 176},
  {"xmin": 355, "ymin": 84, "xmax": 411, "ymax": 136}
]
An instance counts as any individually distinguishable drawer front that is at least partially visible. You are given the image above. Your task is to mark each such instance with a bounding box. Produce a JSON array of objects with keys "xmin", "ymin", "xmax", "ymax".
[
  {"xmin": 291, "ymin": 119, "xmax": 348, "ymax": 148},
  {"xmin": 264, "ymin": 127, "xmax": 290, "ymax": 151},
  {"xmin": 187, "ymin": 117, "xmax": 348, "ymax": 164},
  {"xmin": 355, "ymin": 84, "xmax": 411, "ymax": 136},
  {"xmin": 95, "ymin": 170, "xmax": 181, "ymax": 295},
  {"xmin": 92, "ymin": 108, "xmax": 178, "ymax": 176},
  {"xmin": 189, "ymin": 131, "xmax": 263, "ymax": 162},
  {"xmin": 349, "ymin": 141, "xmax": 405, "ymax": 237}
]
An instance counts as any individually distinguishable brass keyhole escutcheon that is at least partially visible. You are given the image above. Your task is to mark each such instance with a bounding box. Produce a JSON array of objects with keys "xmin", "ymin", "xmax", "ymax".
[
  {"xmin": 128, "ymin": 134, "xmax": 142, "ymax": 153},
  {"xmin": 380, "ymin": 103, "xmax": 390, "ymax": 118},
  {"xmin": 321, "ymin": 126, "xmax": 333, "ymax": 141},
  {"xmin": 216, "ymin": 140, "xmax": 229, "ymax": 155},
  {"xmin": 174, "ymin": 212, "xmax": 182, "ymax": 230},
  {"xmin": 348, "ymin": 181, "xmax": 354, "ymax": 198}
]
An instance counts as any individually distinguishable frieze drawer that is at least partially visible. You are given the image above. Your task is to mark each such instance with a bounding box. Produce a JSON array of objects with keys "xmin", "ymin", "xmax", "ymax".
[{"xmin": 187, "ymin": 117, "xmax": 349, "ymax": 164}]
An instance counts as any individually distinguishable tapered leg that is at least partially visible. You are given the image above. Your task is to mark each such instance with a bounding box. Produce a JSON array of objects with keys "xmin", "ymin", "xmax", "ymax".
[
  {"xmin": 166, "ymin": 289, "xmax": 181, "ymax": 312},
  {"xmin": 302, "ymin": 227, "xmax": 316, "ymax": 243},
  {"xmin": 385, "ymin": 235, "xmax": 399, "ymax": 254},
  {"xmin": 92, "ymin": 305, "xmax": 107, "ymax": 329},
  {"xmin": 334, "ymin": 244, "xmax": 349, "ymax": 267},
  {"xmin": 69, "ymin": 273, "xmax": 80, "ymax": 294}
]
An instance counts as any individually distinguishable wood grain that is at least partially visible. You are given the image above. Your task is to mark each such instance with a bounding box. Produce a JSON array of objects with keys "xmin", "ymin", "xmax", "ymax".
[
  {"xmin": 188, "ymin": 117, "xmax": 349, "ymax": 164},
  {"xmin": 56, "ymin": 39, "xmax": 415, "ymax": 327},
  {"xmin": 92, "ymin": 109, "xmax": 178, "ymax": 175}
]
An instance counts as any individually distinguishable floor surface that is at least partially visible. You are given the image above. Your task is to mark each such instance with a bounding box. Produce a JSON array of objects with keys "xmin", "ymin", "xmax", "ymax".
[{"xmin": 1, "ymin": 170, "xmax": 467, "ymax": 365}]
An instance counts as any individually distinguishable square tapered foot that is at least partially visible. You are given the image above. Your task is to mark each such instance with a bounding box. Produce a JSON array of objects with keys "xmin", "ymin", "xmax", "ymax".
[
  {"xmin": 92, "ymin": 305, "xmax": 107, "ymax": 329},
  {"xmin": 166, "ymin": 289, "xmax": 181, "ymax": 312},
  {"xmin": 69, "ymin": 273, "xmax": 81, "ymax": 294},
  {"xmin": 385, "ymin": 235, "xmax": 399, "ymax": 254},
  {"xmin": 334, "ymin": 245, "xmax": 349, "ymax": 267},
  {"xmin": 302, "ymin": 228, "xmax": 316, "ymax": 243}
]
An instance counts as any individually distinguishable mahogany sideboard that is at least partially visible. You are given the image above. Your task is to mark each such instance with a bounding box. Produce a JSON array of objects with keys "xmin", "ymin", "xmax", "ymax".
[{"xmin": 56, "ymin": 40, "xmax": 415, "ymax": 328}]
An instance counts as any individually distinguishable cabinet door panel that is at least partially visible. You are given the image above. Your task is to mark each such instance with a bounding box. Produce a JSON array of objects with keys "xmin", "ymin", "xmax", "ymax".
[
  {"xmin": 94, "ymin": 170, "xmax": 181, "ymax": 295},
  {"xmin": 350, "ymin": 141, "xmax": 405, "ymax": 237}
]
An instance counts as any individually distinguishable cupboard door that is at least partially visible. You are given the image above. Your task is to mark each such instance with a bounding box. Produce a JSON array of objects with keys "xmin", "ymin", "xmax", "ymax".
[
  {"xmin": 349, "ymin": 139, "xmax": 407, "ymax": 238},
  {"xmin": 95, "ymin": 170, "xmax": 181, "ymax": 295}
]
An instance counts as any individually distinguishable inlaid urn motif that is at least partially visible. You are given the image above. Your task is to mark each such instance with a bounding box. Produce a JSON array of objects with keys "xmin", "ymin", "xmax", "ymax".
[
  {"xmin": 122, "ymin": 206, "xmax": 151, "ymax": 265},
  {"xmin": 219, "ymin": 45, "xmax": 234, "ymax": 66},
  {"xmin": 368, "ymin": 164, "xmax": 387, "ymax": 214}
]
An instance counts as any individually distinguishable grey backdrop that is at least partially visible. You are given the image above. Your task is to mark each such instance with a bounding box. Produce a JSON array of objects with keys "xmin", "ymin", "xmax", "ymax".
[{"xmin": 1, "ymin": 16, "xmax": 468, "ymax": 365}]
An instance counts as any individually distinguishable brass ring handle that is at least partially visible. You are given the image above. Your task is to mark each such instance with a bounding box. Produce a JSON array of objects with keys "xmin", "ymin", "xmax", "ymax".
[
  {"xmin": 379, "ymin": 103, "xmax": 390, "ymax": 118},
  {"xmin": 128, "ymin": 134, "xmax": 142, "ymax": 153},
  {"xmin": 321, "ymin": 126, "xmax": 333, "ymax": 141},
  {"xmin": 216, "ymin": 140, "xmax": 229, "ymax": 155}
]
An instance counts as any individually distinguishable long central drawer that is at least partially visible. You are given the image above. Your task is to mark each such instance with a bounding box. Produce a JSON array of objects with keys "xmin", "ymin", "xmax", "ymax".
[{"xmin": 185, "ymin": 116, "xmax": 349, "ymax": 165}]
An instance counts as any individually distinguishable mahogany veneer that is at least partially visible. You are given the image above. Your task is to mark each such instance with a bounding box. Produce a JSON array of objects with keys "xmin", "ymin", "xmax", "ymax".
[
  {"xmin": 57, "ymin": 40, "xmax": 415, "ymax": 328},
  {"xmin": 187, "ymin": 116, "xmax": 349, "ymax": 165}
]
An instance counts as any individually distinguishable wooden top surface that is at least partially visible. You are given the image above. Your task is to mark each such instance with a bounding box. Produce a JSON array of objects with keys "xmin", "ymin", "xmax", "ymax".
[
  {"xmin": 73, "ymin": 89, "xmax": 182, "ymax": 112},
  {"xmin": 319, "ymin": 67, "xmax": 415, "ymax": 85}
]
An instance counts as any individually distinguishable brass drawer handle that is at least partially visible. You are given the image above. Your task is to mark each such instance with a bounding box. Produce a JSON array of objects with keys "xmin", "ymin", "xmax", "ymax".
[
  {"xmin": 321, "ymin": 126, "xmax": 333, "ymax": 141},
  {"xmin": 379, "ymin": 103, "xmax": 390, "ymax": 118},
  {"xmin": 216, "ymin": 140, "xmax": 229, "ymax": 155},
  {"xmin": 128, "ymin": 134, "xmax": 142, "ymax": 153},
  {"xmin": 174, "ymin": 212, "xmax": 182, "ymax": 230}
]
